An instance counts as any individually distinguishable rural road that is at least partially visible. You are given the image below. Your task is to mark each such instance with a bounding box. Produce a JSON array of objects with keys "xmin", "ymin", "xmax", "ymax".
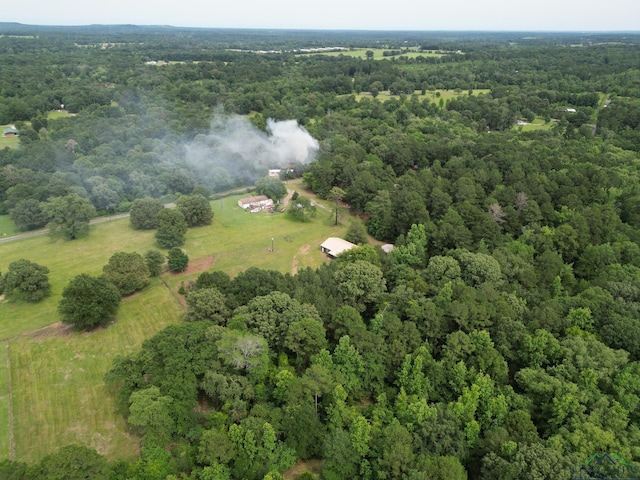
[{"xmin": 0, "ymin": 203, "xmax": 176, "ymax": 245}]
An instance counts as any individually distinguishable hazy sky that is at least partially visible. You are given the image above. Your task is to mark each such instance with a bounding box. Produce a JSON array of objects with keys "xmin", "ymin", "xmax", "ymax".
[{"xmin": 8, "ymin": 0, "xmax": 640, "ymax": 31}]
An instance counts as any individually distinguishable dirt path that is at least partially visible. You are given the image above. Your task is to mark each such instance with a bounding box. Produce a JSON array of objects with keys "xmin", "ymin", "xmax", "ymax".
[{"xmin": 291, "ymin": 244, "xmax": 311, "ymax": 275}]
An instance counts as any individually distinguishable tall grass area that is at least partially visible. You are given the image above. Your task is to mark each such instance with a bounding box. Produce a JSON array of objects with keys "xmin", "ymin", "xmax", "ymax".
[{"xmin": 0, "ymin": 191, "xmax": 349, "ymax": 462}]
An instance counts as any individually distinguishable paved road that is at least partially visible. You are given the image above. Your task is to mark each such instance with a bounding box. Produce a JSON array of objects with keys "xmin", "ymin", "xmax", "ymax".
[{"xmin": 0, "ymin": 204, "xmax": 176, "ymax": 245}]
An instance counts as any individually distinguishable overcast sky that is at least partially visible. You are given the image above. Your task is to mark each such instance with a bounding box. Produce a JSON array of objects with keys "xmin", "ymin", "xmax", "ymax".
[{"xmin": 7, "ymin": 0, "xmax": 640, "ymax": 31}]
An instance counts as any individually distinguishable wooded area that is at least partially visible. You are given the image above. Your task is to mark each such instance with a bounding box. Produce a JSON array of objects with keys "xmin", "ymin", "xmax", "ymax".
[{"xmin": 2, "ymin": 25, "xmax": 640, "ymax": 479}]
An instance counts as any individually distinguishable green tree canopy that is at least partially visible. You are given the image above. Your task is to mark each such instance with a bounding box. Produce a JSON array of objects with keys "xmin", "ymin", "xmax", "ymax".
[
  {"xmin": 167, "ymin": 247, "xmax": 189, "ymax": 273},
  {"xmin": 129, "ymin": 197, "xmax": 165, "ymax": 230},
  {"xmin": 176, "ymin": 194, "xmax": 214, "ymax": 227},
  {"xmin": 9, "ymin": 198, "xmax": 47, "ymax": 232},
  {"xmin": 30, "ymin": 445, "xmax": 111, "ymax": 480},
  {"xmin": 58, "ymin": 274, "xmax": 121, "ymax": 330},
  {"xmin": 103, "ymin": 251, "xmax": 150, "ymax": 296},
  {"xmin": 255, "ymin": 176, "xmax": 287, "ymax": 201},
  {"xmin": 144, "ymin": 249, "xmax": 165, "ymax": 277},
  {"xmin": 155, "ymin": 208, "xmax": 188, "ymax": 249},
  {"xmin": 185, "ymin": 287, "xmax": 229, "ymax": 324},
  {"xmin": 42, "ymin": 193, "xmax": 96, "ymax": 240},
  {"xmin": 2, "ymin": 258, "xmax": 50, "ymax": 302}
]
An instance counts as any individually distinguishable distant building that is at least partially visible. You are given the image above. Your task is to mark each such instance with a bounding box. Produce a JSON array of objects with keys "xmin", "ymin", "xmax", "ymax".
[
  {"xmin": 238, "ymin": 195, "xmax": 274, "ymax": 212},
  {"xmin": 3, "ymin": 127, "xmax": 18, "ymax": 137},
  {"xmin": 268, "ymin": 169, "xmax": 281, "ymax": 178},
  {"xmin": 320, "ymin": 237, "xmax": 357, "ymax": 258},
  {"xmin": 566, "ymin": 108, "xmax": 577, "ymax": 113},
  {"xmin": 381, "ymin": 244, "xmax": 395, "ymax": 254}
]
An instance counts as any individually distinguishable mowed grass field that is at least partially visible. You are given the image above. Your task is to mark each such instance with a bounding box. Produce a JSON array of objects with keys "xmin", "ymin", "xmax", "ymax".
[
  {"xmin": 0, "ymin": 191, "xmax": 348, "ymax": 462},
  {"xmin": 10, "ymin": 284, "xmax": 182, "ymax": 463}
]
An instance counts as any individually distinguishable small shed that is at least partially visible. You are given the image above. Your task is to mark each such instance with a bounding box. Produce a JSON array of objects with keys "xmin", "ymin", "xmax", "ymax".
[
  {"xmin": 3, "ymin": 127, "xmax": 18, "ymax": 137},
  {"xmin": 381, "ymin": 244, "xmax": 395, "ymax": 254},
  {"xmin": 320, "ymin": 237, "xmax": 357, "ymax": 258}
]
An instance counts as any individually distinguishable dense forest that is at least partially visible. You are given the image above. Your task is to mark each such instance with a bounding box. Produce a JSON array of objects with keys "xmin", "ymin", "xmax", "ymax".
[{"xmin": 2, "ymin": 24, "xmax": 640, "ymax": 479}]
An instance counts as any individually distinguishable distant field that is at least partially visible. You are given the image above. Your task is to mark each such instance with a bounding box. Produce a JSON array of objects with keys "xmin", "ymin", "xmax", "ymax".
[
  {"xmin": 314, "ymin": 48, "xmax": 447, "ymax": 60},
  {"xmin": 354, "ymin": 88, "xmax": 491, "ymax": 103},
  {"xmin": 0, "ymin": 190, "xmax": 350, "ymax": 463},
  {"xmin": 517, "ymin": 116, "xmax": 555, "ymax": 132},
  {"xmin": 47, "ymin": 110, "xmax": 75, "ymax": 120}
]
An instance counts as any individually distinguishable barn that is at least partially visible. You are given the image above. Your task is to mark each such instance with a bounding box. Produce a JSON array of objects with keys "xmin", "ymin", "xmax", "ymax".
[
  {"xmin": 320, "ymin": 237, "xmax": 357, "ymax": 258},
  {"xmin": 3, "ymin": 127, "xmax": 18, "ymax": 137}
]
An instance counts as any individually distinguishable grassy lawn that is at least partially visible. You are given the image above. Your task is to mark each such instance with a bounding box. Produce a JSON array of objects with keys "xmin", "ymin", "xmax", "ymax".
[
  {"xmin": 0, "ymin": 215, "xmax": 18, "ymax": 237},
  {"xmin": 162, "ymin": 192, "xmax": 345, "ymax": 289},
  {"xmin": 10, "ymin": 282, "xmax": 182, "ymax": 463},
  {"xmin": 0, "ymin": 190, "xmax": 349, "ymax": 463}
]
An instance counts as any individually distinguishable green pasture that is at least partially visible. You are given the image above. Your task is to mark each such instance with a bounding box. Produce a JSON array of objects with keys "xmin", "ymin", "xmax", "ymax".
[
  {"xmin": 0, "ymin": 191, "xmax": 349, "ymax": 462},
  {"xmin": 306, "ymin": 48, "xmax": 447, "ymax": 60},
  {"xmin": 0, "ymin": 223, "xmax": 157, "ymax": 339},
  {"xmin": 10, "ymin": 282, "xmax": 182, "ymax": 463}
]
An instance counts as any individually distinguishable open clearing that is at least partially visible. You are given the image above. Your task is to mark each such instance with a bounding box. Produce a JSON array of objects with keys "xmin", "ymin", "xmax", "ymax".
[
  {"xmin": 0, "ymin": 190, "xmax": 349, "ymax": 462},
  {"xmin": 302, "ymin": 47, "xmax": 447, "ymax": 60},
  {"xmin": 354, "ymin": 88, "xmax": 491, "ymax": 103},
  {"xmin": 0, "ymin": 125, "xmax": 20, "ymax": 149}
]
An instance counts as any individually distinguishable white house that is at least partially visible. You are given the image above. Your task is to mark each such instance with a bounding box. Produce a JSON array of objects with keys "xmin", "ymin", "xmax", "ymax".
[
  {"xmin": 238, "ymin": 195, "xmax": 274, "ymax": 212},
  {"xmin": 320, "ymin": 237, "xmax": 357, "ymax": 258}
]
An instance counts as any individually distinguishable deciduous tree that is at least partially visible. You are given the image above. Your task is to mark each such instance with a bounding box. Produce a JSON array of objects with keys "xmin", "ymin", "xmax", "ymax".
[
  {"xmin": 103, "ymin": 251, "xmax": 150, "ymax": 296},
  {"xmin": 129, "ymin": 198, "xmax": 164, "ymax": 230},
  {"xmin": 155, "ymin": 208, "xmax": 188, "ymax": 248},
  {"xmin": 58, "ymin": 274, "xmax": 121, "ymax": 330},
  {"xmin": 42, "ymin": 193, "xmax": 96, "ymax": 240},
  {"xmin": 176, "ymin": 194, "xmax": 214, "ymax": 227},
  {"xmin": 2, "ymin": 259, "xmax": 50, "ymax": 302},
  {"xmin": 167, "ymin": 247, "xmax": 189, "ymax": 273}
]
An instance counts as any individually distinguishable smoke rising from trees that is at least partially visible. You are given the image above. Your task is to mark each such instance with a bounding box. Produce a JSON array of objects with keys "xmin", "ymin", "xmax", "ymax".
[{"xmin": 184, "ymin": 114, "xmax": 319, "ymax": 191}]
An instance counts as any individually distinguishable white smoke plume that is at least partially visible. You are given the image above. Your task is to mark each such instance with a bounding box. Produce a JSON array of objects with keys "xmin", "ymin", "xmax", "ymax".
[{"xmin": 184, "ymin": 114, "xmax": 319, "ymax": 191}]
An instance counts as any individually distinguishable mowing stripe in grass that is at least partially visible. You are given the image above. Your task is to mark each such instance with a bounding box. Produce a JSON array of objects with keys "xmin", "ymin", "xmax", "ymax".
[
  {"xmin": 7, "ymin": 343, "xmax": 13, "ymax": 460},
  {"xmin": 0, "ymin": 342, "xmax": 11, "ymax": 460}
]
